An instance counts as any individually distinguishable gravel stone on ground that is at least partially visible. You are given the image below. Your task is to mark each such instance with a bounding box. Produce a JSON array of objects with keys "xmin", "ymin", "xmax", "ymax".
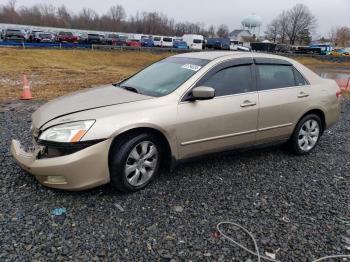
[{"xmin": 0, "ymin": 99, "xmax": 349, "ymax": 261}]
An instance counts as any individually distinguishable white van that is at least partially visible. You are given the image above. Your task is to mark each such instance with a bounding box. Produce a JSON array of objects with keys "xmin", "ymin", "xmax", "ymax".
[
  {"xmin": 162, "ymin": 36, "xmax": 173, "ymax": 47},
  {"xmin": 153, "ymin": 36, "xmax": 162, "ymax": 47},
  {"xmin": 152, "ymin": 36, "xmax": 174, "ymax": 48},
  {"xmin": 182, "ymin": 34, "xmax": 204, "ymax": 50}
]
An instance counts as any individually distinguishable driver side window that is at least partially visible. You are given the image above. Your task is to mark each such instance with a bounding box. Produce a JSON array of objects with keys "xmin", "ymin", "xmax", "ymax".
[{"xmin": 201, "ymin": 65, "xmax": 254, "ymax": 96}]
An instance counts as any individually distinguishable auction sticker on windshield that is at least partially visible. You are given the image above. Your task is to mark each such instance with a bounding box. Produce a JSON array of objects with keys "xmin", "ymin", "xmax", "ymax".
[{"xmin": 181, "ymin": 64, "xmax": 202, "ymax": 71}]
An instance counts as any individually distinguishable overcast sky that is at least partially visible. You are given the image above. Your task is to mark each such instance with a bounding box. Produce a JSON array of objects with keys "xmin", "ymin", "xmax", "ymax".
[{"xmin": 3, "ymin": 0, "xmax": 350, "ymax": 37}]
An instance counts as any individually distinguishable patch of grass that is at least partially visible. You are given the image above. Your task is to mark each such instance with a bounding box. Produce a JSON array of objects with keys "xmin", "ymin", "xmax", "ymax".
[
  {"xmin": 0, "ymin": 48, "xmax": 349, "ymax": 102},
  {"xmin": 0, "ymin": 48, "xmax": 170, "ymax": 102},
  {"xmin": 343, "ymin": 91, "xmax": 350, "ymax": 99},
  {"xmin": 294, "ymin": 56, "xmax": 350, "ymax": 69}
]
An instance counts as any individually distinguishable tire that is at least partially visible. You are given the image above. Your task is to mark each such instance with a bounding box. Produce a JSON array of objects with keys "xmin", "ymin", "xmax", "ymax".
[
  {"xmin": 289, "ymin": 114, "xmax": 323, "ymax": 155},
  {"xmin": 109, "ymin": 133, "xmax": 162, "ymax": 192}
]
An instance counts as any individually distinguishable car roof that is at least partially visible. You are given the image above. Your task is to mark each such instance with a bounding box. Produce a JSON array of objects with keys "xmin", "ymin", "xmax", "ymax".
[
  {"xmin": 174, "ymin": 51, "xmax": 249, "ymax": 60},
  {"xmin": 174, "ymin": 51, "xmax": 295, "ymax": 62}
]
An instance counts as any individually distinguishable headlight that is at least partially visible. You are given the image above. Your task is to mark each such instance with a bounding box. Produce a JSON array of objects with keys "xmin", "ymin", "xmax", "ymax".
[{"xmin": 39, "ymin": 120, "xmax": 95, "ymax": 143}]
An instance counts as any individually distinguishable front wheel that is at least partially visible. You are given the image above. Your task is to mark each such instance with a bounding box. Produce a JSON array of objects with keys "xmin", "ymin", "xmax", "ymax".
[
  {"xmin": 289, "ymin": 114, "xmax": 322, "ymax": 155},
  {"xmin": 109, "ymin": 133, "xmax": 162, "ymax": 192}
]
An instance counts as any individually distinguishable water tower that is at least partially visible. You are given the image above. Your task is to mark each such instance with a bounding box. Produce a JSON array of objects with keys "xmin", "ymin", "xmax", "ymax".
[{"xmin": 241, "ymin": 14, "xmax": 262, "ymax": 37}]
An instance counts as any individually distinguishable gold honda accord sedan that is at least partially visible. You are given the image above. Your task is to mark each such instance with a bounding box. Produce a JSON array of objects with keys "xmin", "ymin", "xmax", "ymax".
[{"xmin": 11, "ymin": 52, "xmax": 341, "ymax": 192}]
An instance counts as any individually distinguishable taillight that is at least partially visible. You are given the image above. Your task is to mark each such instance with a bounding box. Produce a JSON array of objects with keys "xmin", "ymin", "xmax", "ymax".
[{"xmin": 336, "ymin": 90, "xmax": 342, "ymax": 98}]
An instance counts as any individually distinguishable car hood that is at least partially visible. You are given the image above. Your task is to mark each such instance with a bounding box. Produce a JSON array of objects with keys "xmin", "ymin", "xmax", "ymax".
[{"xmin": 32, "ymin": 84, "xmax": 152, "ymax": 128}]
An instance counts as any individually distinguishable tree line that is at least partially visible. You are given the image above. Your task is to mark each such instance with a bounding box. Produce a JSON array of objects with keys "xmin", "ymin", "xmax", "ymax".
[
  {"xmin": 328, "ymin": 26, "xmax": 350, "ymax": 47},
  {"xmin": 265, "ymin": 4, "xmax": 317, "ymax": 45},
  {"xmin": 0, "ymin": 0, "xmax": 230, "ymax": 37}
]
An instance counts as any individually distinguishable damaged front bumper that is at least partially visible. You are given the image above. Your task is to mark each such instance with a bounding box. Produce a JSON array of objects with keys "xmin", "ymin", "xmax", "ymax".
[{"xmin": 10, "ymin": 139, "xmax": 112, "ymax": 191}]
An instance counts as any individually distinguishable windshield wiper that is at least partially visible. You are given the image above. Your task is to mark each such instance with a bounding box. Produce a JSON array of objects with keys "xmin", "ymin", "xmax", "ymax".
[{"xmin": 120, "ymin": 85, "xmax": 140, "ymax": 94}]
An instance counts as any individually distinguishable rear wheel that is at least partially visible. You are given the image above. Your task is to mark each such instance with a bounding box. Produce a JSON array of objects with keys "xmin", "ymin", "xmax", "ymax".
[
  {"xmin": 289, "ymin": 114, "xmax": 322, "ymax": 155},
  {"xmin": 109, "ymin": 133, "xmax": 162, "ymax": 192}
]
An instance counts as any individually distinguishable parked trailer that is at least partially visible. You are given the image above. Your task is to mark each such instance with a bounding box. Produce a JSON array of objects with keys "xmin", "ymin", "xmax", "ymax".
[
  {"xmin": 250, "ymin": 42, "xmax": 277, "ymax": 52},
  {"xmin": 309, "ymin": 44, "xmax": 333, "ymax": 55},
  {"xmin": 293, "ymin": 46, "xmax": 322, "ymax": 55},
  {"xmin": 206, "ymin": 38, "xmax": 230, "ymax": 50}
]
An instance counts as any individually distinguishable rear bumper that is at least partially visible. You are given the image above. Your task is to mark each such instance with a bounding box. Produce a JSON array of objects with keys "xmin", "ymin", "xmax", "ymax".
[
  {"xmin": 11, "ymin": 139, "xmax": 112, "ymax": 191},
  {"xmin": 325, "ymin": 101, "xmax": 341, "ymax": 129}
]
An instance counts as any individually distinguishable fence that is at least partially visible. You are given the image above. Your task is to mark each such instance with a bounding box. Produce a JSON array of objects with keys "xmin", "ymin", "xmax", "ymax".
[
  {"xmin": 1, "ymin": 40, "xmax": 349, "ymax": 63},
  {"xmin": 0, "ymin": 41, "xmax": 200, "ymax": 53},
  {"xmin": 0, "ymin": 41, "xmax": 93, "ymax": 49}
]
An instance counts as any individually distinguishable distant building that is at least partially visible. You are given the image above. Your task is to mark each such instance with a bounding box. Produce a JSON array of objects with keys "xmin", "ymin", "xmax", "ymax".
[{"xmin": 229, "ymin": 29, "xmax": 251, "ymax": 42}]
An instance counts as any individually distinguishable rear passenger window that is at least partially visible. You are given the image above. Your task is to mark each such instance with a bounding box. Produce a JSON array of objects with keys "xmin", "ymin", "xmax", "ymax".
[
  {"xmin": 201, "ymin": 65, "xmax": 254, "ymax": 96},
  {"xmin": 294, "ymin": 69, "xmax": 309, "ymax": 86},
  {"xmin": 257, "ymin": 65, "xmax": 295, "ymax": 90}
]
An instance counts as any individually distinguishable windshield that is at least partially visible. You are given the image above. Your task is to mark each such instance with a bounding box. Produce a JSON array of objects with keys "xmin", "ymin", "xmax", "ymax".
[
  {"xmin": 119, "ymin": 57, "xmax": 209, "ymax": 97},
  {"xmin": 60, "ymin": 32, "xmax": 72, "ymax": 36},
  {"xmin": 163, "ymin": 37, "xmax": 172, "ymax": 42},
  {"xmin": 40, "ymin": 34, "xmax": 52, "ymax": 38},
  {"xmin": 153, "ymin": 37, "xmax": 161, "ymax": 41},
  {"xmin": 193, "ymin": 39, "xmax": 202, "ymax": 44},
  {"xmin": 7, "ymin": 30, "xmax": 21, "ymax": 35}
]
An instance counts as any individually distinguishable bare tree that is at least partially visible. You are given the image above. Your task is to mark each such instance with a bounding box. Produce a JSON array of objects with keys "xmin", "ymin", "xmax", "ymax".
[
  {"xmin": 216, "ymin": 24, "xmax": 229, "ymax": 38},
  {"xmin": 328, "ymin": 27, "xmax": 338, "ymax": 46},
  {"xmin": 57, "ymin": 5, "xmax": 72, "ymax": 28},
  {"xmin": 207, "ymin": 25, "xmax": 216, "ymax": 38},
  {"xmin": 75, "ymin": 8, "xmax": 99, "ymax": 29},
  {"xmin": 0, "ymin": 0, "xmax": 20, "ymax": 23},
  {"xmin": 265, "ymin": 18, "xmax": 279, "ymax": 43},
  {"xmin": 39, "ymin": 4, "xmax": 58, "ymax": 27},
  {"xmin": 277, "ymin": 11, "xmax": 289, "ymax": 44},
  {"xmin": 108, "ymin": 5, "xmax": 126, "ymax": 23},
  {"xmin": 0, "ymin": 2, "xmax": 232, "ymax": 37},
  {"xmin": 285, "ymin": 4, "xmax": 317, "ymax": 45},
  {"xmin": 335, "ymin": 26, "xmax": 350, "ymax": 47},
  {"xmin": 18, "ymin": 5, "xmax": 42, "ymax": 25}
]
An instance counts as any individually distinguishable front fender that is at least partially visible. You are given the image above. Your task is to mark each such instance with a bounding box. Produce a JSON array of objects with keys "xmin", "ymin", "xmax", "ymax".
[{"xmin": 109, "ymin": 122, "xmax": 178, "ymax": 159}]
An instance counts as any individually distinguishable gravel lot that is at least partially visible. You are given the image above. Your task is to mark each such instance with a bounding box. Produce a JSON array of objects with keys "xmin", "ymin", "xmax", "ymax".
[{"xmin": 0, "ymin": 99, "xmax": 349, "ymax": 261}]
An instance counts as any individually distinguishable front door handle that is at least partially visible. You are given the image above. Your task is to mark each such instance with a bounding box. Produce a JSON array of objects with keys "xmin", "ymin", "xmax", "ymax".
[
  {"xmin": 298, "ymin": 91, "xmax": 309, "ymax": 98},
  {"xmin": 240, "ymin": 100, "xmax": 257, "ymax": 108}
]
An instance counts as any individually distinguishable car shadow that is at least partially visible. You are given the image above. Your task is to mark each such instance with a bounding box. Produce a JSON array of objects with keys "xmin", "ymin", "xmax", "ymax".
[{"xmin": 23, "ymin": 141, "xmax": 300, "ymax": 197}]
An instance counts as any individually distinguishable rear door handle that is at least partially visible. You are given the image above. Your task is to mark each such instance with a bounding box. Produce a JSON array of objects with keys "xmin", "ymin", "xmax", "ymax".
[
  {"xmin": 240, "ymin": 100, "xmax": 257, "ymax": 108},
  {"xmin": 298, "ymin": 91, "xmax": 309, "ymax": 98}
]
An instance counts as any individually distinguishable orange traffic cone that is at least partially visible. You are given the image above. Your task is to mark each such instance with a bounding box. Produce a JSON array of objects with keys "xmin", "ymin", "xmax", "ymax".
[{"xmin": 20, "ymin": 75, "xmax": 33, "ymax": 100}]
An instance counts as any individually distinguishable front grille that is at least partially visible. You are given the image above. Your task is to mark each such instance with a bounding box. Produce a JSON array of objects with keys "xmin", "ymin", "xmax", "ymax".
[{"xmin": 37, "ymin": 139, "xmax": 105, "ymax": 159}]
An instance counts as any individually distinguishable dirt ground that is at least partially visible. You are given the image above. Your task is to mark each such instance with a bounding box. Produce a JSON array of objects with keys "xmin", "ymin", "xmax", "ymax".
[
  {"xmin": 0, "ymin": 48, "xmax": 349, "ymax": 102},
  {"xmin": 0, "ymin": 48, "xmax": 169, "ymax": 102}
]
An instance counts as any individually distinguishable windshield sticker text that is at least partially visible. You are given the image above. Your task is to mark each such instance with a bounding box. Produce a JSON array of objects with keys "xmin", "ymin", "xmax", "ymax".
[{"xmin": 182, "ymin": 64, "xmax": 202, "ymax": 72}]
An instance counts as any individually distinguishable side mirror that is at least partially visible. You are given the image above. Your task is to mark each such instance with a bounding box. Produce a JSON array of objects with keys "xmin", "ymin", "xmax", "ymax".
[{"xmin": 191, "ymin": 86, "xmax": 215, "ymax": 100}]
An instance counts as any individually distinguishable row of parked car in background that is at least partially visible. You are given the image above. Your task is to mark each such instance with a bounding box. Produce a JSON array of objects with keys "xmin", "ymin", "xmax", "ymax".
[
  {"xmin": 0, "ymin": 28, "xmax": 251, "ymax": 51},
  {"xmin": 251, "ymin": 42, "xmax": 350, "ymax": 56},
  {"xmin": 4, "ymin": 27, "xmax": 346, "ymax": 56}
]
